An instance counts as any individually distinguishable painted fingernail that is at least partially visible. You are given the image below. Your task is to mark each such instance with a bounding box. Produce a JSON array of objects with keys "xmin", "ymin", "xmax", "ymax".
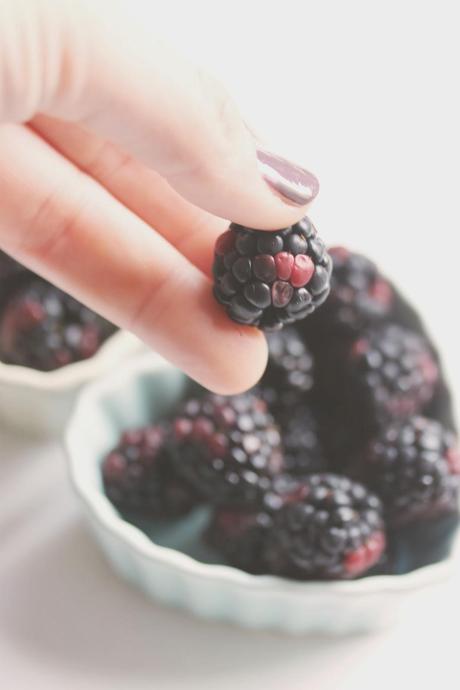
[{"xmin": 256, "ymin": 147, "xmax": 319, "ymax": 206}]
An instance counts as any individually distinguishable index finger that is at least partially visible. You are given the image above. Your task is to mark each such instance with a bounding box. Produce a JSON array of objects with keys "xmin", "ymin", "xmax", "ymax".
[{"xmin": 0, "ymin": 124, "xmax": 267, "ymax": 394}]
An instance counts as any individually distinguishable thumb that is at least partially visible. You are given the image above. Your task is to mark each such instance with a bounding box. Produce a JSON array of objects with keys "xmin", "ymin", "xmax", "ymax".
[{"xmin": 0, "ymin": 0, "xmax": 319, "ymax": 230}]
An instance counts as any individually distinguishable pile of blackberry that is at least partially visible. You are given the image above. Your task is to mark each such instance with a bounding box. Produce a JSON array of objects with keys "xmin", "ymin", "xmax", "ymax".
[
  {"xmin": 102, "ymin": 241, "xmax": 459, "ymax": 582},
  {"xmin": 0, "ymin": 251, "xmax": 117, "ymax": 370}
]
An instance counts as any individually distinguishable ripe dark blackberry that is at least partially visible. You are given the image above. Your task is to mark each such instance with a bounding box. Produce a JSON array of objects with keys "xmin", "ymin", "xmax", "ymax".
[
  {"xmin": 390, "ymin": 288, "xmax": 457, "ymax": 432},
  {"xmin": 213, "ymin": 217, "xmax": 332, "ymax": 330},
  {"xmin": 102, "ymin": 425, "xmax": 197, "ymax": 518},
  {"xmin": 359, "ymin": 416, "xmax": 460, "ymax": 526},
  {"xmin": 348, "ymin": 324, "xmax": 439, "ymax": 419},
  {"xmin": 263, "ymin": 474, "xmax": 386, "ymax": 579},
  {"xmin": 0, "ymin": 250, "xmax": 27, "ymax": 282},
  {"xmin": 171, "ymin": 392, "xmax": 283, "ymax": 506},
  {"xmin": 318, "ymin": 246, "xmax": 393, "ymax": 334},
  {"xmin": 260, "ymin": 327, "xmax": 315, "ymax": 409},
  {"xmin": 0, "ymin": 279, "xmax": 117, "ymax": 370},
  {"xmin": 277, "ymin": 403, "xmax": 326, "ymax": 476},
  {"xmin": 310, "ymin": 324, "xmax": 439, "ymax": 473},
  {"xmin": 206, "ymin": 508, "xmax": 273, "ymax": 574},
  {"xmin": 206, "ymin": 474, "xmax": 312, "ymax": 573}
]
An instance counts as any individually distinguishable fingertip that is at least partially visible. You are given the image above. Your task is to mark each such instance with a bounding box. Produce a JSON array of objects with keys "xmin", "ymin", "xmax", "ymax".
[{"xmin": 205, "ymin": 325, "xmax": 268, "ymax": 395}]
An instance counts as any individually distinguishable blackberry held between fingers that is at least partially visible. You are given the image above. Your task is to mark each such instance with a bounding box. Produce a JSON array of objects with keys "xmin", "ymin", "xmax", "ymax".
[
  {"xmin": 263, "ymin": 474, "xmax": 386, "ymax": 580},
  {"xmin": 360, "ymin": 416, "xmax": 460, "ymax": 526},
  {"xmin": 171, "ymin": 392, "xmax": 283, "ymax": 506},
  {"xmin": 213, "ymin": 217, "xmax": 332, "ymax": 330},
  {"xmin": 102, "ymin": 425, "xmax": 197, "ymax": 517},
  {"xmin": 0, "ymin": 279, "xmax": 117, "ymax": 370}
]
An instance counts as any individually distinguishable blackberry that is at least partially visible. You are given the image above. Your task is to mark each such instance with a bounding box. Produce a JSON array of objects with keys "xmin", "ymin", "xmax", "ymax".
[
  {"xmin": 102, "ymin": 425, "xmax": 197, "ymax": 517},
  {"xmin": 277, "ymin": 403, "xmax": 326, "ymax": 476},
  {"xmin": 261, "ymin": 327, "xmax": 315, "ymax": 409},
  {"xmin": 206, "ymin": 508, "xmax": 273, "ymax": 574},
  {"xmin": 359, "ymin": 416, "xmax": 460, "ymax": 526},
  {"xmin": 317, "ymin": 246, "xmax": 393, "ymax": 333},
  {"xmin": 390, "ymin": 288, "xmax": 457, "ymax": 432},
  {"xmin": 206, "ymin": 474, "xmax": 311, "ymax": 573},
  {"xmin": 314, "ymin": 399, "xmax": 365, "ymax": 472},
  {"xmin": 311, "ymin": 325, "xmax": 438, "ymax": 473},
  {"xmin": 171, "ymin": 392, "xmax": 283, "ymax": 506},
  {"xmin": 213, "ymin": 217, "xmax": 332, "ymax": 330},
  {"xmin": 0, "ymin": 250, "xmax": 27, "ymax": 282},
  {"xmin": 424, "ymin": 378, "xmax": 457, "ymax": 433},
  {"xmin": 0, "ymin": 279, "xmax": 117, "ymax": 370},
  {"xmin": 263, "ymin": 474, "xmax": 386, "ymax": 579},
  {"xmin": 348, "ymin": 324, "xmax": 439, "ymax": 419}
]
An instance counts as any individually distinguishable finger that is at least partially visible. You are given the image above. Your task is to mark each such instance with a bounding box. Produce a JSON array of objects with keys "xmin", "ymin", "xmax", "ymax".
[
  {"xmin": 0, "ymin": 124, "xmax": 267, "ymax": 393},
  {"xmin": 31, "ymin": 114, "xmax": 228, "ymax": 277},
  {"xmin": 0, "ymin": 0, "xmax": 319, "ymax": 230}
]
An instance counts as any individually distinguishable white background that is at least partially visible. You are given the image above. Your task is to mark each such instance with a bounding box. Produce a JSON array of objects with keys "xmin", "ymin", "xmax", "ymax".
[{"xmin": 1, "ymin": 0, "xmax": 460, "ymax": 688}]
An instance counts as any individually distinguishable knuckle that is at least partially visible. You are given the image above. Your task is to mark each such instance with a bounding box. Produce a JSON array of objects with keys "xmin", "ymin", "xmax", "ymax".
[{"xmin": 20, "ymin": 176, "xmax": 89, "ymax": 261}]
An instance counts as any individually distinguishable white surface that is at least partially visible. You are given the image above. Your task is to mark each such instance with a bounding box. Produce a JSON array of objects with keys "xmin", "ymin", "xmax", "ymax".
[
  {"xmin": 1, "ymin": 430, "xmax": 460, "ymax": 690},
  {"xmin": 2, "ymin": 0, "xmax": 460, "ymax": 686}
]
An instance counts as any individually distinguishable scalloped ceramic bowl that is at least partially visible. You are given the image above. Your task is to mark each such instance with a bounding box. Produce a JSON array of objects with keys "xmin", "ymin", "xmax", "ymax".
[
  {"xmin": 65, "ymin": 353, "xmax": 460, "ymax": 634},
  {"xmin": 0, "ymin": 330, "xmax": 144, "ymax": 436}
]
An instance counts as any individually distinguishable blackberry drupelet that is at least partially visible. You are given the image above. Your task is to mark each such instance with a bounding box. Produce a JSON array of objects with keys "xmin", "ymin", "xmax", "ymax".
[
  {"xmin": 263, "ymin": 473, "xmax": 386, "ymax": 579},
  {"xmin": 213, "ymin": 217, "xmax": 332, "ymax": 330},
  {"xmin": 171, "ymin": 392, "xmax": 283, "ymax": 506},
  {"xmin": 348, "ymin": 324, "xmax": 439, "ymax": 419},
  {"xmin": 360, "ymin": 416, "xmax": 460, "ymax": 526},
  {"xmin": 261, "ymin": 327, "xmax": 315, "ymax": 409},
  {"xmin": 102, "ymin": 425, "xmax": 197, "ymax": 517},
  {"xmin": 0, "ymin": 279, "xmax": 117, "ymax": 370}
]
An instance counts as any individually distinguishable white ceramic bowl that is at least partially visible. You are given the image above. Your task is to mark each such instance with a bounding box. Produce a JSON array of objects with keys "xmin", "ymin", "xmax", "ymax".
[
  {"xmin": 0, "ymin": 330, "xmax": 143, "ymax": 436},
  {"xmin": 65, "ymin": 353, "xmax": 460, "ymax": 634}
]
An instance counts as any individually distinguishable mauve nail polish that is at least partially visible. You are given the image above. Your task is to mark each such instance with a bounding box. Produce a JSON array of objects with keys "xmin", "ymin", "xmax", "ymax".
[{"xmin": 256, "ymin": 148, "xmax": 319, "ymax": 206}]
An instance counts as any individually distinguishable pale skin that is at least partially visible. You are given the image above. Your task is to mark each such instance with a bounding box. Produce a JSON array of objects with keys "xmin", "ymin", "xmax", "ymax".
[{"xmin": 0, "ymin": 0, "xmax": 317, "ymax": 393}]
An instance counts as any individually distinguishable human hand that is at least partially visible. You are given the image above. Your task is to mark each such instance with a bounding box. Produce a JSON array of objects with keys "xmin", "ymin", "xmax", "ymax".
[{"xmin": 0, "ymin": 0, "xmax": 319, "ymax": 393}]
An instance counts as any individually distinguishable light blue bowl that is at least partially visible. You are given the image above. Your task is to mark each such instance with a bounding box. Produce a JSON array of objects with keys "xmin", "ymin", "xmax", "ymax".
[{"xmin": 65, "ymin": 353, "xmax": 460, "ymax": 634}]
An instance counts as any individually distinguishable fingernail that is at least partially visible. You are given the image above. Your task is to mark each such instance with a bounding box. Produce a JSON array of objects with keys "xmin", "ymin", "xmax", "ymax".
[{"xmin": 256, "ymin": 147, "xmax": 319, "ymax": 206}]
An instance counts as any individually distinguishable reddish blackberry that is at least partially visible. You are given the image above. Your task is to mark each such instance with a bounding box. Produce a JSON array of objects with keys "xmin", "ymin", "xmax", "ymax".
[
  {"xmin": 0, "ymin": 279, "xmax": 117, "ymax": 370},
  {"xmin": 171, "ymin": 392, "xmax": 283, "ymax": 506},
  {"xmin": 263, "ymin": 474, "xmax": 386, "ymax": 579},
  {"xmin": 102, "ymin": 425, "xmax": 197, "ymax": 517},
  {"xmin": 348, "ymin": 324, "xmax": 439, "ymax": 419},
  {"xmin": 213, "ymin": 217, "xmax": 332, "ymax": 330},
  {"xmin": 262, "ymin": 327, "xmax": 315, "ymax": 406},
  {"xmin": 359, "ymin": 416, "xmax": 460, "ymax": 526}
]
